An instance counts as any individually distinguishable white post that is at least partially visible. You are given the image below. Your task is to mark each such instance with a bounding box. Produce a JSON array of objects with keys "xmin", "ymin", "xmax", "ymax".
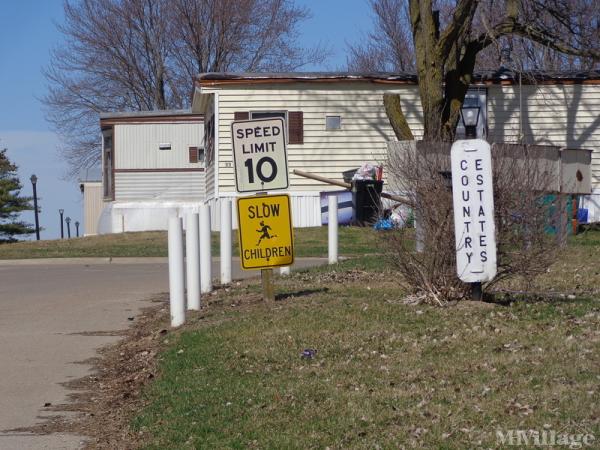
[
  {"xmin": 415, "ymin": 207, "xmax": 424, "ymax": 253},
  {"xmin": 168, "ymin": 216, "xmax": 185, "ymax": 327},
  {"xmin": 328, "ymin": 194, "xmax": 338, "ymax": 264},
  {"xmin": 199, "ymin": 203, "xmax": 213, "ymax": 294},
  {"xmin": 185, "ymin": 212, "xmax": 201, "ymax": 310},
  {"xmin": 220, "ymin": 199, "xmax": 232, "ymax": 285},
  {"xmin": 279, "ymin": 266, "xmax": 291, "ymax": 276}
]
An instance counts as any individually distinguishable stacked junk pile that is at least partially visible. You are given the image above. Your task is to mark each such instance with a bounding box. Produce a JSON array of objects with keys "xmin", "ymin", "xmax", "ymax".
[
  {"xmin": 294, "ymin": 141, "xmax": 594, "ymax": 233},
  {"xmin": 293, "ymin": 163, "xmax": 409, "ymax": 228}
]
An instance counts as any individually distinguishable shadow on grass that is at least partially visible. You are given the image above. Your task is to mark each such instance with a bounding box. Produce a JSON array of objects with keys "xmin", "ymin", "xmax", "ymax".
[
  {"xmin": 275, "ymin": 287, "xmax": 329, "ymax": 302},
  {"xmin": 486, "ymin": 289, "xmax": 594, "ymax": 306}
]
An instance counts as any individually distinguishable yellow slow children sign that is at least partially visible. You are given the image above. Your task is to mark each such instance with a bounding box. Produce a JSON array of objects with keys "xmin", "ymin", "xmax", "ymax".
[{"xmin": 236, "ymin": 194, "xmax": 294, "ymax": 270}]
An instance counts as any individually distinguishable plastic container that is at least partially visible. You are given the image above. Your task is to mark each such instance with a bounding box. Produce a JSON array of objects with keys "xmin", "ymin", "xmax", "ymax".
[{"xmin": 342, "ymin": 168, "xmax": 359, "ymax": 184}]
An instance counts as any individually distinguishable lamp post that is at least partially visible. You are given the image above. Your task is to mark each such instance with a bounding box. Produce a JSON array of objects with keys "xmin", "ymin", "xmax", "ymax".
[
  {"xmin": 30, "ymin": 175, "xmax": 40, "ymax": 240},
  {"xmin": 75, "ymin": 221, "xmax": 80, "ymax": 237},
  {"xmin": 460, "ymin": 104, "xmax": 483, "ymax": 301},
  {"xmin": 59, "ymin": 209, "xmax": 65, "ymax": 239},
  {"xmin": 66, "ymin": 217, "xmax": 71, "ymax": 239},
  {"xmin": 460, "ymin": 105, "xmax": 481, "ymax": 139}
]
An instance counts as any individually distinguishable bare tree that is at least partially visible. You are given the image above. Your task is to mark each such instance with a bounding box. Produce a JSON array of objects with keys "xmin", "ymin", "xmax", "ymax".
[
  {"xmin": 352, "ymin": 0, "xmax": 600, "ymax": 141},
  {"xmin": 346, "ymin": 0, "xmax": 415, "ymax": 72},
  {"xmin": 44, "ymin": 0, "xmax": 325, "ymax": 178}
]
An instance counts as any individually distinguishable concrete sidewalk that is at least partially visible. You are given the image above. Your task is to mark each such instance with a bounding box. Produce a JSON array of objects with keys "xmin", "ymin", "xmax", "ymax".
[{"xmin": 0, "ymin": 257, "xmax": 326, "ymax": 449}]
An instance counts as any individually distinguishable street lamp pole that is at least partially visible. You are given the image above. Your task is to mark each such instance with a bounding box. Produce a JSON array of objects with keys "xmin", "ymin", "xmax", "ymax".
[
  {"xmin": 75, "ymin": 221, "xmax": 80, "ymax": 238},
  {"xmin": 30, "ymin": 175, "xmax": 40, "ymax": 241},
  {"xmin": 59, "ymin": 209, "xmax": 64, "ymax": 239},
  {"xmin": 66, "ymin": 217, "xmax": 71, "ymax": 239}
]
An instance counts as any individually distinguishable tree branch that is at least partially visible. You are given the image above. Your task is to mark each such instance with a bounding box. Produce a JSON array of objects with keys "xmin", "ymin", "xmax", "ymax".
[{"xmin": 384, "ymin": 93, "xmax": 414, "ymax": 141}]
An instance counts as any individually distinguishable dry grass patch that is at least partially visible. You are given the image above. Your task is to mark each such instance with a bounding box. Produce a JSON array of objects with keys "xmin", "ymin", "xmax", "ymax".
[{"xmin": 131, "ymin": 258, "xmax": 600, "ymax": 449}]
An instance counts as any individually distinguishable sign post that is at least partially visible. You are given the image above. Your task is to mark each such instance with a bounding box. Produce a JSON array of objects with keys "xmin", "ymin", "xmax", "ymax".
[
  {"xmin": 231, "ymin": 118, "xmax": 292, "ymax": 302},
  {"xmin": 451, "ymin": 139, "xmax": 497, "ymax": 300}
]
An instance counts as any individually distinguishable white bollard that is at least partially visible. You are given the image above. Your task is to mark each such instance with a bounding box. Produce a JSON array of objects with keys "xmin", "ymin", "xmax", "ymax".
[
  {"xmin": 279, "ymin": 266, "xmax": 291, "ymax": 276},
  {"xmin": 328, "ymin": 194, "xmax": 339, "ymax": 264},
  {"xmin": 168, "ymin": 216, "xmax": 185, "ymax": 327},
  {"xmin": 199, "ymin": 203, "xmax": 213, "ymax": 294},
  {"xmin": 185, "ymin": 212, "xmax": 201, "ymax": 310},
  {"xmin": 220, "ymin": 199, "xmax": 232, "ymax": 285}
]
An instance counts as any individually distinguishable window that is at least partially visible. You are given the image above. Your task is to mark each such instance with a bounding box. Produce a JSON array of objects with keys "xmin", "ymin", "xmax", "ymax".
[
  {"xmin": 158, "ymin": 143, "xmax": 171, "ymax": 150},
  {"xmin": 250, "ymin": 110, "xmax": 287, "ymax": 122},
  {"xmin": 102, "ymin": 131, "xmax": 113, "ymax": 199},
  {"xmin": 326, "ymin": 115, "xmax": 341, "ymax": 130},
  {"xmin": 234, "ymin": 110, "xmax": 304, "ymax": 144}
]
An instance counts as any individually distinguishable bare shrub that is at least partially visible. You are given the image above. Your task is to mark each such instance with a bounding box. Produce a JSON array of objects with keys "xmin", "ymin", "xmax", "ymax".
[
  {"xmin": 385, "ymin": 141, "xmax": 566, "ymax": 305},
  {"xmin": 489, "ymin": 144, "xmax": 566, "ymax": 289}
]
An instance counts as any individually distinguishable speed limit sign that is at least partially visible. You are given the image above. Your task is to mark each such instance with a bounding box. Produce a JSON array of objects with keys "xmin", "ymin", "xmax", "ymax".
[{"xmin": 231, "ymin": 118, "xmax": 289, "ymax": 193}]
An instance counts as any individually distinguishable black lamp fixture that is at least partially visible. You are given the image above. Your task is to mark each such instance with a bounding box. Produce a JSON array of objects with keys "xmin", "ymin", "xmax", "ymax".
[
  {"xmin": 65, "ymin": 216, "xmax": 72, "ymax": 239},
  {"xmin": 59, "ymin": 209, "xmax": 65, "ymax": 239},
  {"xmin": 75, "ymin": 221, "xmax": 80, "ymax": 238},
  {"xmin": 460, "ymin": 104, "xmax": 481, "ymax": 139},
  {"xmin": 30, "ymin": 174, "xmax": 40, "ymax": 240}
]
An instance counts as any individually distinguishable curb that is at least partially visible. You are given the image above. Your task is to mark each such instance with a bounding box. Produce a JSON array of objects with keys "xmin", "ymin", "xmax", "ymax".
[
  {"xmin": 0, "ymin": 256, "xmax": 331, "ymax": 267},
  {"xmin": 0, "ymin": 257, "xmax": 168, "ymax": 266}
]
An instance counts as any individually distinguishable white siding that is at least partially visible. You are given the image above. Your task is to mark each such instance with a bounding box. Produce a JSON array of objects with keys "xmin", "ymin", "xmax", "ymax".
[
  {"xmin": 115, "ymin": 122, "xmax": 204, "ymax": 169},
  {"xmin": 203, "ymin": 83, "xmax": 423, "ymax": 193},
  {"xmin": 488, "ymin": 84, "xmax": 600, "ymax": 187},
  {"xmin": 114, "ymin": 171, "xmax": 205, "ymax": 201},
  {"xmin": 195, "ymin": 79, "xmax": 600, "ymax": 227},
  {"xmin": 206, "ymin": 192, "xmax": 322, "ymax": 231}
]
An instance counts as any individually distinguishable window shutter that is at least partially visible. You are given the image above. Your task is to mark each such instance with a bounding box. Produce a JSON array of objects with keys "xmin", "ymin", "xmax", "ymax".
[
  {"xmin": 189, "ymin": 146, "xmax": 198, "ymax": 163},
  {"xmin": 234, "ymin": 111, "xmax": 249, "ymax": 120},
  {"xmin": 288, "ymin": 111, "xmax": 304, "ymax": 144}
]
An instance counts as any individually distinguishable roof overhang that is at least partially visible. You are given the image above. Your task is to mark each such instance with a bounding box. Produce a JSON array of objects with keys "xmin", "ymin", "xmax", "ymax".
[
  {"xmin": 195, "ymin": 70, "xmax": 600, "ymax": 88},
  {"xmin": 99, "ymin": 109, "xmax": 203, "ymax": 127},
  {"xmin": 191, "ymin": 88, "xmax": 213, "ymax": 114}
]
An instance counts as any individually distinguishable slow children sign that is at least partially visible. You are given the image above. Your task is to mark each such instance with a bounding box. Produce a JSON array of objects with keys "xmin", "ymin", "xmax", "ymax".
[{"xmin": 450, "ymin": 139, "xmax": 497, "ymax": 283}]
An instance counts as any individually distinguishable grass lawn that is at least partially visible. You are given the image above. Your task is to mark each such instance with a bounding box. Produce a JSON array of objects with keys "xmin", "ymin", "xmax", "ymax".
[
  {"xmin": 130, "ymin": 231, "xmax": 600, "ymax": 449},
  {"xmin": 0, "ymin": 226, "xmax": 379, "ymax": 259}
]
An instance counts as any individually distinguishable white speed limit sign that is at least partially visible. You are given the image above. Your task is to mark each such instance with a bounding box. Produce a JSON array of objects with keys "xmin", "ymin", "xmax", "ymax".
[{"xmin": 231, "ymin": 118, "xmax": 289, "ymax": 193}]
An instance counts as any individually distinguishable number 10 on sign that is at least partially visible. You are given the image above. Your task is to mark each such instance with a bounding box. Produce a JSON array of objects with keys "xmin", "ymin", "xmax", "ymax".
[{"xmin": 232, "ymin": 118, "xmax": 289, "ymax": 193}]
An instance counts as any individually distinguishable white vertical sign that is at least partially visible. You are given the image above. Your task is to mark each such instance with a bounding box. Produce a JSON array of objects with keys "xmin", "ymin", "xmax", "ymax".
[{"xmin": 451, "ymin": 139, "xmax": 497, "ymax": 283}]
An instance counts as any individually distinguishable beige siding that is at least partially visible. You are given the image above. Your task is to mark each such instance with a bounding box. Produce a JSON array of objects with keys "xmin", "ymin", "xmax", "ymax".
[
  {"xmin": 82, "ymin": 182, "xmax": 103, "ymax": 235},
  {"xmin": 115, "ymin": 123, "xmax": 204, "ymax": 169},
  {"xmin": 488, "ymin": 84, "xmax": 600, "ymax": 187},
  {"xmin": 204, "ymin": 83, "xmax": 423, "ymax": 192},
  {"xmin": 114, "ymin": 172, "xmax": 205, "ymax": 201},
  {"xmin": 201, "ymin": 81, "xmax": 599, "ymax": 193}
]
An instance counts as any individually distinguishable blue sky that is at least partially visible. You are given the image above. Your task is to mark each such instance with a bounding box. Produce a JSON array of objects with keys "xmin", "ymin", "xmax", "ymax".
[{"xmin": 0, "ymin": 0, "xmax": 373, "ymax": 240}]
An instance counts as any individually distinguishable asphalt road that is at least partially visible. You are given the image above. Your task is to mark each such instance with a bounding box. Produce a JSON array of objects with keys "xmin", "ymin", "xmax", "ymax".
[{"xmin": 0, "ymin": 257, "xmax": 325, "ymax": 450}]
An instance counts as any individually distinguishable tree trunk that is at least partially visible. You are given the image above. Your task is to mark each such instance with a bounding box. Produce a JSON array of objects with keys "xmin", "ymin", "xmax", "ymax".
[{"xmin": 384, "ymin": 94, "xmax": 414, "ymax": 141}]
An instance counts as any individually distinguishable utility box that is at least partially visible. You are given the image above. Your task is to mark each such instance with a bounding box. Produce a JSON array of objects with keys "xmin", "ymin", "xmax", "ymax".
[{"xmin": 560, "ymin": 148, "xmax": 593, "ymax": 194}]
